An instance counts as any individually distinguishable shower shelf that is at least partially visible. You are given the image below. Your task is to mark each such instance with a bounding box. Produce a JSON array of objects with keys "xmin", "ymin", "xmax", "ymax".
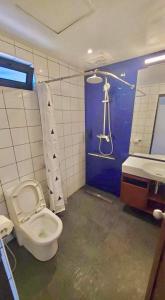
[{"xmin": 88, "ymin": 153, "xmax": 115, "ymax": 160}]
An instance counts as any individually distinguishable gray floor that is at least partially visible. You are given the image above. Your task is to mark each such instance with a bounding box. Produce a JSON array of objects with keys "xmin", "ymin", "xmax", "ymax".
[{"xmin": 9, "ymin": 187, "xmax": 160, "ymax": 300}]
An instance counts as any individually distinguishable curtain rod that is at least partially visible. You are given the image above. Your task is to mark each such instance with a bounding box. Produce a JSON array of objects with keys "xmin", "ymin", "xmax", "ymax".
[{"xmin": 44, "ymin": 69, "xmax": 135, "ymax": 89}]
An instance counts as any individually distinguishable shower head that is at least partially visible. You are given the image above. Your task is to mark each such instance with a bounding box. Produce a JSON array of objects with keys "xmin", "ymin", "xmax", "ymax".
[{"xmin": 86, "ymin": 74, "xmax": 103, "ymax": 84}]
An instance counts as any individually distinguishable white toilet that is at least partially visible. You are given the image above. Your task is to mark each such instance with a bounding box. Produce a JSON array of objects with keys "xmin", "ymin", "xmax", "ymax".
[{"xmin": 5, "ymin": 179, "xmax": 63, "ymax": 261}]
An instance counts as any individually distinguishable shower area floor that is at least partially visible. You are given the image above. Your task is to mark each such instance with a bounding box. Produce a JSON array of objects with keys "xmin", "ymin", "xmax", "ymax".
[{"xmin": 9, "ymin": 187, "xmax": 159, "ymax": 300}]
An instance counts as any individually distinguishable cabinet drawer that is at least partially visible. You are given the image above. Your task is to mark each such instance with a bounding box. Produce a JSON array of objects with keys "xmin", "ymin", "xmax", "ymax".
[{"xmin": 121, "ymin": 182, "xmax": 148, "ymax": 209}]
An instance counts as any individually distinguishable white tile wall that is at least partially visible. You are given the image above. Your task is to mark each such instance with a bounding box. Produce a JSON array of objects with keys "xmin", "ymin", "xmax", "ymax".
[
  {"xmin": 0, "ymin": 109, "xmax": 9, "ymax": 129},
  {"xmin": 28, "ymin": 125, "xmax": 42, "ymax": 142},
  {"xmin": 7, "ymin": 109, "xmax": 26, "ymax": 127},
  {"xmin": 4, "ymin": 90, "xmax": 24, "ymax": 108},
  {"xmin": 14, "ymin": 144, "xmax": 31, "ymax": 162},
  {"xmin": 11, "ymin": 127, "xmax": 29, "ymax": 145},
  {"xmin": 130, "ymin": 83, "xmax": 165, "ymax": 154},
  {"xmin": 0, "ymin": 34, "xmax": 85, "ymax": 217}
]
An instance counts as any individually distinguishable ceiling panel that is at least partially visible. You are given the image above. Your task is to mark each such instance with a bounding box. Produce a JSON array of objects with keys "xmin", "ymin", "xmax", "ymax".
[
  {"xmin": 0, "ymin": 0, "xmax": 164, "ymax": 69},
  {"xmin": 15, "ymin": 0, "xmax": 94, "ymax": 33}
]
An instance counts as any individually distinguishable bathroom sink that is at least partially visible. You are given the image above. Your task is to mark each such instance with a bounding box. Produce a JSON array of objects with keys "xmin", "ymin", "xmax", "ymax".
[
  {"xmin": 122, "ymin": 156, "xmax": 165, "ymax": 182},
  {"xmin": 142, "ymin": 162, "xmax": 165, "ymax": 183}
]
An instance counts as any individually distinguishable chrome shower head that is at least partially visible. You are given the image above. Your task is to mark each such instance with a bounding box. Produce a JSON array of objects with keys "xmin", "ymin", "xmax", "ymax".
[{"xmin": 86, "ymin": 74, "xmax": 103, "ymax": 84}]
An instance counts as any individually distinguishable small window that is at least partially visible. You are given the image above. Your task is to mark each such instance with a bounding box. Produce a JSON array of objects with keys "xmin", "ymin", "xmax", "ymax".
[{"xmin": 0, "ymin": 55, "xmax": 34, "ymax": 90}]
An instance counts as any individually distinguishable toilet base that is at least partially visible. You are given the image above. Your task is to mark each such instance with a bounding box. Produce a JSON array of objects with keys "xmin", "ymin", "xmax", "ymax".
[
  {"xmin": 15, "ymin": 226, "xmax": 59, "ymax": 261},
  {"xmin": 22, "ymin": 236, "xmax": 58, "ymax": 261}
]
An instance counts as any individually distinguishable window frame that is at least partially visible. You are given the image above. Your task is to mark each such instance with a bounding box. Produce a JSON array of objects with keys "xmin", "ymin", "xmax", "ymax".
[{"xmin": 0, "ymin": 56, "xmax": 34, "ymax": 90}]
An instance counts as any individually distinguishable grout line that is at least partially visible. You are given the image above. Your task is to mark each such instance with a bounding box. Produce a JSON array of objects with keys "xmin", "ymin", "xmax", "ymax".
[
  {"xmin": 0, "ymin": 140, "xmax": 43, "ymax": 150},
  {"xmin": 22, "ymin": 93, "xmax": 38, "ymax": 179},
  {"xmin": 2, "ymin": 90, "xmax": 20, "ymax": 181},
  {"xmin": 0, "ymin": 154, "xmax": 44, "ymax": 169},
  {"xmin": 0, "ymin": 166, "xmax": 46, "ymax": 187},
  {"xmin": 0, "ymin": 125, "xmax": 42, "ymax": 130},
  {"xmin": 3, "ymin": 107, "xmax": 40, "ymax": 110}
]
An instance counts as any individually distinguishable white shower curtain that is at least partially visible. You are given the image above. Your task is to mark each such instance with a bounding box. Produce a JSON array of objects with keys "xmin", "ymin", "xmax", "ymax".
[{"xmin": 37, "ymin": 82, "xmax": 65, "ymax": 213}]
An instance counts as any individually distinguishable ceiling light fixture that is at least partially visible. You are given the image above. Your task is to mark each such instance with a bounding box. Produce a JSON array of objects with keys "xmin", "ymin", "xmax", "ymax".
[
  {"xmin": 145, "ymin": 54, "xmax": 165, "ymax": 65},
  {"xmin": 88, "ymin": 49, "xmax": 93, "ymax": 54}
]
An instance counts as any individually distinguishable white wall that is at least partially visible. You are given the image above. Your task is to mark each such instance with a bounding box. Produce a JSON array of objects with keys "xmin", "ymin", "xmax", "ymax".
[{"xmin": 0, "ymin": 33, "xmax": 85, "ymax": 218}]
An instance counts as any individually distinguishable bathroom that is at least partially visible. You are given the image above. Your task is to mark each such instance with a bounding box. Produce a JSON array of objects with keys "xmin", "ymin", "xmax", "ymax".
[{"xmin": 0, "ymin": 1, "xmax": 164, "ymax": 299}]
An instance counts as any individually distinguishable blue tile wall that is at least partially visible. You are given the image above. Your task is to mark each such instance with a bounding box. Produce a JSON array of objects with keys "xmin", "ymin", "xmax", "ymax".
[{"xmin": 85, "ymin": 51, "xmax": 164, "ymax": 196}]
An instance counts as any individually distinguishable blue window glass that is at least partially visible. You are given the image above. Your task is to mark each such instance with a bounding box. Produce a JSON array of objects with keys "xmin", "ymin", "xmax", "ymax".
[
  {"xmin": 0, "ymin": 55, "xmax": 34, "ymax": 90},
  {"xmin": 0, "ymin": 67, "xmax": 27, "ymax": 83}
]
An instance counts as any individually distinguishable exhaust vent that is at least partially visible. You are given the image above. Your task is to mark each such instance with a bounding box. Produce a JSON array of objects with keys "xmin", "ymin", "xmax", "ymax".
[{"xmin": 86, "ymin": 52, "xmax": 112, "ymax": 68}]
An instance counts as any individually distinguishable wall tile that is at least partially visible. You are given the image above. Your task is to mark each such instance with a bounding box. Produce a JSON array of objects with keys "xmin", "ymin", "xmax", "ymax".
[
  {"xmin": 32, "ymin": 155, "xmax": 45, "ymax": 171},
  {"xmin": 31, "ymin": 141, "xmax": 43, "ymax": 157},
  {"xmin": 63, "ymin": 111, "xmax": 71, "ymax": 123},
  {"xmin": 28, "ymin": 125, "xmax": 42, "ymax": 142},
  {"xmin": 0, "ymin": 109, "xmax": 9, "ymax": 129},
  {"xmin": 56, "ymin": 124, "xmax": 64, "ymax": 137},
  {"xmin": 25, "ymin": 109, "xmax": 41, "ymax": 126},
  {"xmin": 0, "ymin": 129, "xmax": 12, "ymax": 148},
  {"xmin": 55, "ymin": 110, "xmax": 63, "ymax": 123},
  {"xmin": 33, "ymin": 49, "xmax": 47, "ymax": 58},
  {"xmin": 62, "ymin": 96, "xmax": 70, "ymax": 110},
  {"xmin": 14, "ymin": 41, "xmax": 32, "ymax": 51},
  {"xmin": 33, "ymin": 54, "xmax": 48, "ymax": 76},
  {"xmin": 0, "ymin": 91, "xmax": 5, "ymax": 108},
  {"xmin": 60, "ymin": 64, "xmax": 69, "ymax": 78},
  {"xmin": 4, "ymin": 90, "xmax": 24, "ymax": 108},
  {"xmin": 48, "ymin": 60, "xmax": 60, "ymax": 78},
  {"xmin": 23, "ymin": 91, "xmax": 39, "ymax": 109},
  {"xmin": 7, "ymin": 109, "xmax": 26, "ymax": 127},
  {"xmin": 0, "ymin": 40, "xmax": 15, "ymax": 55},
  {"xmin": 15, "ymin": 47, "xmax": 33, "ymax": 63},
  {"xmin": 64, "ymin": 123, "xmax": 72, "ymax": 135},
  {"xmin": 2, "ymin": 179, "xmax": 19, "ymax": 191},
  {"xmin": 53, "ymin": 95, "xmax": 62, "ymax": 110},
  {"xmin": 17, "ymin": 159, "xmax": 33, "ymax": 177},
  {"xmin": 0, "ymin": 186, "xmax": 5, "ymax": 203},
  {"xmin": 14, "ymin": 144, "xmax": 31, "ymax": 162},
  {"xmin": 35, "ymin": 168, "xmax": 46, "ymax": 182},
  {"xmin": 0, "ymin": 148, "xmax": 15, "ymax": 167},
  {"xmin": 11, "ymin": 127, "xmax": 29, "ymax": 145},
  {"xmin": 20, "ymin": 173, "xmax": 34, "ymax": 182},
  {"xmin": 0, "ymin": 201, "xmax": 9, "ymax": 217},
  {"xmin": 50, "ymin": 81, "xmax": 61, "ymax": 95},
  {"xmin": 0, "ymin": 164, "xmax": 18, "ymax": 184},
  {"xmin": 35, "ymin": 74, "xmax": 49, "ymax": 83},
  {"xmin": 65, "ymin": 146, "xmax": 72, "ymax": 158}
]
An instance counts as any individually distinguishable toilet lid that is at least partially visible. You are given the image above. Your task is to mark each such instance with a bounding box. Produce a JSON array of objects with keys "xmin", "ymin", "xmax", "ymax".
[{"xmin": 10, "ymin": 180, "xmax": 46, "ymax": 223}]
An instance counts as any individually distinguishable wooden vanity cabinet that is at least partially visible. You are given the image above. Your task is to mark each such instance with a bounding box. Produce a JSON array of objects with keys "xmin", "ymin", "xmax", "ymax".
[{"xmin": 121, "ymin": 173, "xmax": 165, "ymax": 214}]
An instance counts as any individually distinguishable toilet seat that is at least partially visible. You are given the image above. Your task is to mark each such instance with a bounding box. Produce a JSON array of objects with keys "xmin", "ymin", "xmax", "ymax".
[{"xmin": 9, "ymin": 180, "xmax": 46, "ymax": 223}]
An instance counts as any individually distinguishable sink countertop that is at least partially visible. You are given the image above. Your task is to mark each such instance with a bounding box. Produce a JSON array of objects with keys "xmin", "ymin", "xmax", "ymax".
[{"xmin": 122, "ymin": 156, "xmax": 165, "ymax": 182}]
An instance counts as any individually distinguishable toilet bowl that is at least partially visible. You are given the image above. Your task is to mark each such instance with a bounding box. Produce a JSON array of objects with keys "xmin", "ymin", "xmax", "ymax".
[{"xmin": 5, "ymin": 180, "xmax": 63, "ymax": 261}]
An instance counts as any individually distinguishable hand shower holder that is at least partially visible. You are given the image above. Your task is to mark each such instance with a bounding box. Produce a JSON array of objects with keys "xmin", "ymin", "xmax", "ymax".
[{"xmin": 102, "ymin": 100, "xmax": 109, "ymax": 103}]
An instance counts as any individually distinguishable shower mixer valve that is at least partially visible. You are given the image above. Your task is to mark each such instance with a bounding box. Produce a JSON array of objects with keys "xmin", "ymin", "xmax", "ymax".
[{"xmin": 97, "ymin": 134, "xmax": 110, "ymax": 142}]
